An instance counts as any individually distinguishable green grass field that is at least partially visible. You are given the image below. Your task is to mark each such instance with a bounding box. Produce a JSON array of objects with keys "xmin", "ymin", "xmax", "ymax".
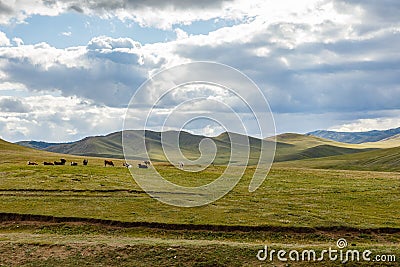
[{"xmin": 0, "ymin": 138, "xmax": 399, "ymax": 266}]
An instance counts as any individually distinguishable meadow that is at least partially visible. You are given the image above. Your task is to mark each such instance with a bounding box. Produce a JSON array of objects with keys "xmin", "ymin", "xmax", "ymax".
[{"xmin": 0, "ymin": 139, "xmax": 399, "ymax": 266}]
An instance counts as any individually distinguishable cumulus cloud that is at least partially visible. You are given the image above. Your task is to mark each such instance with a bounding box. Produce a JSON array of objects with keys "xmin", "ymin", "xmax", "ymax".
[
  {"xmin": 0, "ymin": 1, "xmax": 398, "ymax": 114},
  {"xmin": 0, "ymin": 94, "xmax": 128, "ymax": 142},
  {"xmin": 0, "ymin": 0, "xmax": 63, "ymax": 25},
  {"xmin": 0, "ymin": 0, "xmax": 399, "ymax": 141},
  {"xmin": 0, "ymin": 31, "xmax": 10, "ymax": 46},
  {"xmin": 0, "ymin": 36, "xmax": 153, "ymax": 107},
  {"xmin": 12, "ymin": 37, "xmax": 24, "ymax": 46},
  {"xmin": 0, "ymin": 97, "xmax": 31, "ymax": 113},
  {"xmin": 0, "ymin": 0, "xmax": 235, "ymax": 28},
  {"xmin": 329, "ymin": 115, "xmax": 400, "ymax": 132}
]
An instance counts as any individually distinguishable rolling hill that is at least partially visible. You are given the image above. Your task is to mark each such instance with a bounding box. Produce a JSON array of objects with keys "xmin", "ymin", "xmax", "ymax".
[
  {"xmin": 307, "ymin": 127, "xmax": 400, "ymax": 144},
  {"xmin": 15, "ymin": 131, "xmax": 380, "ymax": 164},
  {"xmin": 37, "ymin": 130, "xmax": 275, "ymax": 165},
  {"xmin": 0, "ymin": 138, "xmax": 70, "ymax": 164},
  {"xmin": 0, "ymin": 138, "xmax": 127, "ymax": 166},
  {"xmin": 4, "ymin": 129, "xmax": 400, "ymax": 171},
  {"xmin": 360, "ymin": 133, "xmax": 400, "ymax": 148},
  {"xmin": 276, "ymin": 145, "xmax": 400, "ymax": 172},
  {"xmin": 273, "ymin": 133, "xmax": 374, "ymax": 161}
]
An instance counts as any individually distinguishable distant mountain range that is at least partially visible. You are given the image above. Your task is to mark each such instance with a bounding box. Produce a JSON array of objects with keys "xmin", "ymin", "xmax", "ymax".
[
  {"xmin": 307, "ymin": 127, "xmax": 400, "ymax": 144},
  {"xmin": 16, "ymin": 140, "xmax": 73, "ymax": 150},
  {"xmin": 15, "ymin": 128, "xmax": 400, "ymax": 164}
]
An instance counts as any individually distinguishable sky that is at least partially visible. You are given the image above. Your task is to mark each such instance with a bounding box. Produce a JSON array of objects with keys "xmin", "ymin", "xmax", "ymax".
[{"xmin": 0, "ymin": 0, "xmax": 399, "ymax": 142}]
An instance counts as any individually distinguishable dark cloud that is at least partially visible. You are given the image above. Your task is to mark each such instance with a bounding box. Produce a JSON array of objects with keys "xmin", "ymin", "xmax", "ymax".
[
  {"xmin": 69, "ymin": 5, "xmax": 83, "ymax": 13},
  {"xmin": 173, "ymin": 22, "xmax": 400, "ymax": 115},
  {"xmin": 335, "ymin": 0, "xmax": 400, "ymax": 22},
  {"xmin": 68, "ymin": 0, "xmax": 233, "ymax": 11},
  {"xmin": 1, "ymin": 59, "xmax": 146, "ymax": 107},
  {"xmin": 0, "ymin": 98, "xmax": 31, "ymax": 113},
  {"xmin": 0, "ymin": 2, "xmax": 12, "ymax": 14}
]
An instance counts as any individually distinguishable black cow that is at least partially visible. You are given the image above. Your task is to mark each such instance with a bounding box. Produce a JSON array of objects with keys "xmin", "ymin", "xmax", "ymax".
[
  {"xmin": 104, "ymin": 160, "xmax": 114, "ymax": 167},
  {"xmin": 83, "ymin": 159, "xmax": 88, "ymax": 166},
  {"xmin": 54, "ymin": 159, "xmax": 66, "ymax": 165},
  {"xmin": 138, "ymin": 163, "xmax": 148, "ymax": 169}
]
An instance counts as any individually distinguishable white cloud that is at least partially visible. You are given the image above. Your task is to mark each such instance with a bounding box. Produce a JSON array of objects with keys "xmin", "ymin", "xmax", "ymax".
[
  {"xmin": 0, "ymin": 31, "xmax": 10, "ymax": 46},
  {"xmin": 12, "ymin": 37, "xmax": 24, "ymax": 46},
  {"xmin": 0, "ymin": 94, "xmax": 128, "ymax": 142},
  {"xmin": 329, "ymin": 117, "xmax": 400, "ymax": 132},
  {"xmin": 0, "ymin": 96, "xmax": 31, "ymax": 113},
  {"xmin": 0, "ymin": 0, "xmax": 64, "ymax": 25},
  {"xmin": 174, "ymin": 28, "xmax": 188, "ymax": 40},
  {"xmin": 61, "ymin": 31, "xmax": 72, "ymax": 37}
]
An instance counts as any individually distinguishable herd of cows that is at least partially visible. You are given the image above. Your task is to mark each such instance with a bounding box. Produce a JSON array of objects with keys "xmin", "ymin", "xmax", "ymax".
[{"xmin": 27, "ymin": 159, "xmax": 151, "ymax": 168}]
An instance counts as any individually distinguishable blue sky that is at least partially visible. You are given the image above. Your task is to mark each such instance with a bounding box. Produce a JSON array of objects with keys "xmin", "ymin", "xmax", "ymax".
[
  {"xmin": 0, "ymin": 0, "xmax": 399, "ymax": 142},
  {"xmin": 0, "ymin": 12, "xmax": 237, "ymax": 48}
]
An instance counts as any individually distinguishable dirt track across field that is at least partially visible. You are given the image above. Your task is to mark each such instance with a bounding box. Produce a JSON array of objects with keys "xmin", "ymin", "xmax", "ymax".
[{"xmin": 1, "ymin": 212, "xmax": 399, "ymax": 234}]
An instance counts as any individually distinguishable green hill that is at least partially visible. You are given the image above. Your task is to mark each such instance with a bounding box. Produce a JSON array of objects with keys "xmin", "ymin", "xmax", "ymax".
[
  {"xmin": 360, "ymin": 133, "xmax": 400, "ymax": 148},
  {"xmin": 273, "ymin": 133, "xmax": 374, "ymax": 162},
  {"xmin": 0, "ymin": 138, "xmax": 54, "ymax": 164},
  {"xmin": 45, "ymin": 132, "xmax": 126, "ymax": 159},
  {"xmin": 0, "ymin": 138, "xmax": 125, "ymax": 166},
  {"xmin": 277, "ymin": 145, "xmax": 400, "ymax": 172},
  {"xmin": 16, "ymin": 131, "xmax": 379, "ymax": 165},
  {"xmin": 44, "ymin": 130, "xmax": 275, "ymax": 165}
]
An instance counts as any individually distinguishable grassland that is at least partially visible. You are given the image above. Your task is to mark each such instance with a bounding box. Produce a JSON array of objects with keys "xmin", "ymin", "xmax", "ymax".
[{"xmin": 0, "ymin": 138, "xmax": 399, "ymax": 266}]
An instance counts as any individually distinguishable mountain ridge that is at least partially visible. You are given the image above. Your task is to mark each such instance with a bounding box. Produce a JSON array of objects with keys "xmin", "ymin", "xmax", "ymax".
[
  {"xmin": 307, "ymin": 127, "xmax": 400, "ymax": 144},
  {"xmin": 14, "ymin": 130, "xmax": 384, "ymax": 163}
]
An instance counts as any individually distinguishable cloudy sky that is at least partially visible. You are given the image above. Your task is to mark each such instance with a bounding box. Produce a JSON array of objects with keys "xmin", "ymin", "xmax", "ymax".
[{"xmin": 0, "ymin": 0, "xmax": 399, "ymax": 142}]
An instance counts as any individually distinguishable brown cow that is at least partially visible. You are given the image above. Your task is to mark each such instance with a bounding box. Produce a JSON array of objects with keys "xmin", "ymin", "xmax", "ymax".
[{"xmin": 104, "ymin": 160, "xmax": 114, "ymax": 167}]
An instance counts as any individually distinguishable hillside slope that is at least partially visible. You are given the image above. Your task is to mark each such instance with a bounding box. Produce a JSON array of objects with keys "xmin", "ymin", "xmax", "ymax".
[
  {"xmin": 44, "ymin": 130, "xmax": 276, "ymax": 165},
  {"xmin": 273, "ymin": 133, "xmax": 374, "ymax": 161},
  {"xmin": 360, "ymin": 134, "xmax": 400, "ymax": 148},
  {"xmin": 0, "ymin": 138, "xmax": 69, "ymax": 164},
  {"xmin": 0, "ymin": 138, "xmax": 125, "ymax": 166},
  {"xmin": 276, "ymin": 145, "xmax": 400, "ymax": 172},
  {"xmin": 17, "ymin": 131, "xmax": 376, "ymax": 164}
]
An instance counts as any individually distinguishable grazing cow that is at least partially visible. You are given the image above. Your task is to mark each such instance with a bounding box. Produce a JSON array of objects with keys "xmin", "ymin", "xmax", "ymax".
[
  {"xmin": 71, "ymin": 162, "xmax": 78, "ymax": 166},
  {"xmin": 144, "ymin": 160, "xmax": 151, "ymax": 166},
  {"xmin": 43, "ymin": 162, "xmax": 54, "ymax": 165},
  {"xmin": 27, "ymin": 161, "xmax": 38, "ymax": 165},
  {"xmin": 104, "ymin": 160, "xmax": 114, "ymax": 167},
  {"xmin": 138, "ymin": 163, "xmax": 148, "ymax": 169},
  {"xmin": 123, "ymin": 162, "xmax": 132, "ymax": 168},
  {"xmin": 54, "ymin": 159, "xmax": 67, "ymax": 165},
  {"xmin": 83, "ymin": 159, "xmax": 88, "ymax": 166}
]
